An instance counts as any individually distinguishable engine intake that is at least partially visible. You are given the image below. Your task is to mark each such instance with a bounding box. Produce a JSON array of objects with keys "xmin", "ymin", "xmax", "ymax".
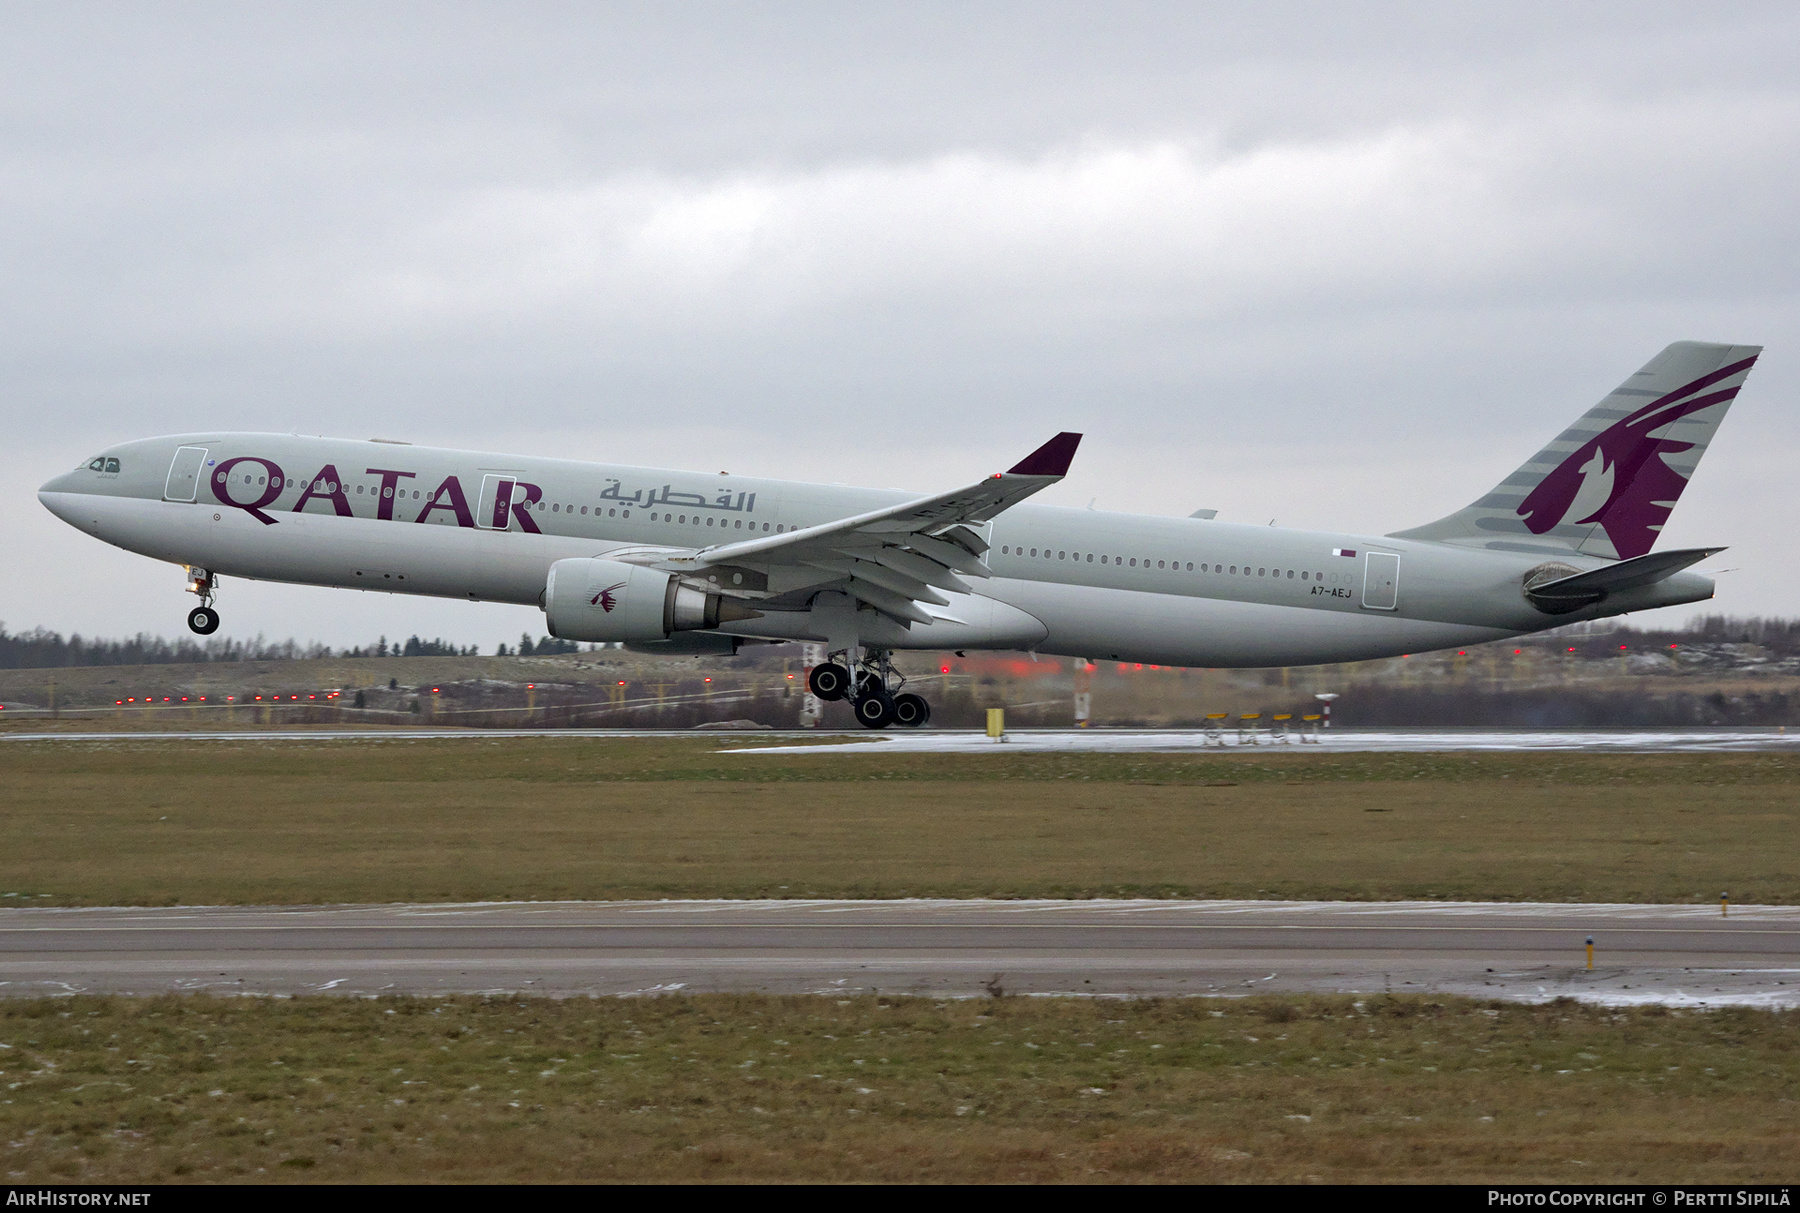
[{"xmin": 544, "ymin": 557, "xmax": 760, "ymax": 642}]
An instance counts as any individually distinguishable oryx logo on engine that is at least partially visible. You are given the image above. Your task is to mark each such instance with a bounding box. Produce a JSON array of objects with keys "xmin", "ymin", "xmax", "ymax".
[{"xmin": 590, "ymin": 582, "xmax": 627, "ymax": 612}]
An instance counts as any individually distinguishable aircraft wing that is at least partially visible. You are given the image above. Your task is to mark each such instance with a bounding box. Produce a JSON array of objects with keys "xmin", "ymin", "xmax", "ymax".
[{"xmin": 676, "ymin": 432, "xmax": 1081, "ymax": 626}]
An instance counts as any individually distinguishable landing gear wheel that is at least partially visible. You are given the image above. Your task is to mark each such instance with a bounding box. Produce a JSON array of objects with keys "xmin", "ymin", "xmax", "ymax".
[
  {"xmin": 857, "ymin": 670, "xmax": 886, "ymax": 698},
  {"xmin": 187, "ymin": 606, "xmax": 220, "ymax": 635},
  {"xmin": 893, "ymin": 693, "xmax": 931, "ymax": 728},
  {"xmin": 808, "ymin": 663, "xmax": 852, "ymax": 701},
  {"xmin": 854, "ymin": 692, "xmax": 897, "ymax": 730}
]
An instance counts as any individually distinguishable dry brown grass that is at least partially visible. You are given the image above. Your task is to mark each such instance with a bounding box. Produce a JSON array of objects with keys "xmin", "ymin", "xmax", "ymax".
[
  {"xmin": 1, "ymin": 738, "xmax": 1797, "ymax": 904},
  {"xmin": 0, "ymin": 993, "xmax": 1793, "ymax": 1184}
]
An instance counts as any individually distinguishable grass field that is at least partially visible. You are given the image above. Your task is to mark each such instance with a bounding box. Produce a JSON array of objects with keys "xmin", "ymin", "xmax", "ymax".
[
  {"xmin": 1, "ymin": 737, "xmax": 1797, "ymax": 905},
  {"xmin": 1, "ymin": 992, "xmax": 1794, "ymax": 1184}
]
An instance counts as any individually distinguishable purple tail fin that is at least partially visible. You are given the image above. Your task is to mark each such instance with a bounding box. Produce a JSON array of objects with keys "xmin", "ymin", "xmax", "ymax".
[{"xmin": 1391, "ymin": 341, "xmax": 1761, "ymax": 560}]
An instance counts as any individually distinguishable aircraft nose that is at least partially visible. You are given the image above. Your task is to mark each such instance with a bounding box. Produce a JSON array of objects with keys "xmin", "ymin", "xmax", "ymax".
[
  {"xmin": 39, "ymin": 470, "xmax": 83, "ymax": 497},
  {"xmin": 38, "ymin": 471, "xmax": 90, "ymax": 525}
]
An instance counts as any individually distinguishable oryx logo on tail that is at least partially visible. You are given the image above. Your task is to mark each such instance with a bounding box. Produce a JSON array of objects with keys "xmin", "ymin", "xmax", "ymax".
[
  {"xmin": 1390, "ymin": 341, "xmax": 1761, "ymax": 559},
  {"xmin": 1516, "ymin": 354, "xmax": 1758, "ymax": 560},
  {"xmin": 590, "ymin": 582, "xmax": 627, "ymax": 612}
]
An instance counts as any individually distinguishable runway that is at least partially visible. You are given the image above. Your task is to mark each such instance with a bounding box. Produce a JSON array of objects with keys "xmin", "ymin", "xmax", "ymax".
[
  {"xmin": 2, "ymin": 899, "xmax": 1795, "ymax": 1007},
  {"xmin": 4, "ymin": 727, "xmax": 1800, "ymax": 752}
]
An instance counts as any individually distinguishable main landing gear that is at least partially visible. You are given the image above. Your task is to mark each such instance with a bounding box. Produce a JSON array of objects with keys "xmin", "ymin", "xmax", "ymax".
[
  {"xmin": 807, "ymin": 651, "xmax": 931, "ymax": 730},
  {"xmin": 185, "ymin": 567, "xmax": 220, "ymax": 635}
]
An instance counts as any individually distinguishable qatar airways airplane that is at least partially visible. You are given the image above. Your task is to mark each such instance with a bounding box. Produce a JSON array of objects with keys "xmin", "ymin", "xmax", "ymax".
[{"xmin": 38, "ymin": 340, "xmax": 1759, "ymax": 728}]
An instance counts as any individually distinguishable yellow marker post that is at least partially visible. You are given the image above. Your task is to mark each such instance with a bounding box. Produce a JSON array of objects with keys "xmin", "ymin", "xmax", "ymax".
[
  {"xmin": 1585, "ymin": 936, "xmax": 1594, "ymax": 971},
  {"xmin": 986, "ymin": 707, "xmax": 1006, "ymax": 740},
  {"xmin": 1721, "ymin": 892, "xmax": 1729, "ymax": 918}
]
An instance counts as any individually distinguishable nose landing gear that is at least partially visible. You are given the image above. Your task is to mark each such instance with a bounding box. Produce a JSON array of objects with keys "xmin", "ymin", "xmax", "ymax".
[
  {"xmin": 185, "ymin": 567, "xmax": 220, "ymax": 635},
  {"xmin": 809, "ymin": 650, "xmax": 932, "ymax": 730}
]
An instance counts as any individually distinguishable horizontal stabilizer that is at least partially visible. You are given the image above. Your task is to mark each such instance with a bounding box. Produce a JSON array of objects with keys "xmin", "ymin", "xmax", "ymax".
[{"xmin": 1527, "ymin": 546, "xmax": 1723, "ymax": 609}]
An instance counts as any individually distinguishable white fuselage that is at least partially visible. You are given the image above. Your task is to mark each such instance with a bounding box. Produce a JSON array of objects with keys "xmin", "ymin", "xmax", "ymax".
[{"xmin": 38, "ymin": 433, "xmax": 1715, "ymax": 667}]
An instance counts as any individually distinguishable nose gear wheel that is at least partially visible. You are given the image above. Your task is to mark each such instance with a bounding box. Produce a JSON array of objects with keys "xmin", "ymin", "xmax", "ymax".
[{"xmin": 184, "ymin": 567, "xmax": 220, "ymax": 634}]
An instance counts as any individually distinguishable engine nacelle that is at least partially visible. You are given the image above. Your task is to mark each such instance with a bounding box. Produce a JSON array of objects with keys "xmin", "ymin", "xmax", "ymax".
[{"xmin": 544, "ymin": 557, "xmax": 759, "ymax": 643}]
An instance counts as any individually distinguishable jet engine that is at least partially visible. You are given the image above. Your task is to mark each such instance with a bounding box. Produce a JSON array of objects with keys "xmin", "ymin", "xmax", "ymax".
[{"xmin": 544, "ymin": 557, "xmax": 760, "ymax": 643}]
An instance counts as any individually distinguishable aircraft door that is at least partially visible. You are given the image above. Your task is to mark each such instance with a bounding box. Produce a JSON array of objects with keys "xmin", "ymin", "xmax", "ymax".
[
  {"xmin": 1362, "ymin": 551, "xmax": 1400, "ymax": 611},
  {"xmin": 477, "ymin": 475, "xmax": 517, "ymax": 530},
  {"xmin": 163, "ymin": 446, "xmax": 208, "ymax": 502}
]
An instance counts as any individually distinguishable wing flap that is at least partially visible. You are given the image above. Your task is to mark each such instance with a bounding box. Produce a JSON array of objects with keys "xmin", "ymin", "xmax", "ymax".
[
  {"xmin": 846, "ymin": 577, "xmax": 934, "ymax": 625},
  {"xmin": 804, "ymin": 557, "xmax": 950, "ymax": 606},
  {"xmin": 850, "ymin": 545, "xmax": 973, "ymax": 594}
]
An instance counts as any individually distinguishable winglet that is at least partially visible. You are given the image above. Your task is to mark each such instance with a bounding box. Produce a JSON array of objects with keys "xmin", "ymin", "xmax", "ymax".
[{"xmin": 1006, "ymin": 432, "xmax": 1083, "ymax": 477}]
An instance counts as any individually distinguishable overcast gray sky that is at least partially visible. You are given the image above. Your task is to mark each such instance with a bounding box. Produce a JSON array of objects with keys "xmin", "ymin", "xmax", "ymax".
[{"xmin": 6, "ymin": 2, "xmax": 1796, "ymax": 648}]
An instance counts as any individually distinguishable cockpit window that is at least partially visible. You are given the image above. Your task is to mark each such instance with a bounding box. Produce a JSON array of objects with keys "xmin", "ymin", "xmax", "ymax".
[
  {"xmin": 104, "ymin": 458, "xmax": 120, "ymax": 473},
  {"xmin": 87, "ymin": 457, "xmax": 104, "ymax": 471}
]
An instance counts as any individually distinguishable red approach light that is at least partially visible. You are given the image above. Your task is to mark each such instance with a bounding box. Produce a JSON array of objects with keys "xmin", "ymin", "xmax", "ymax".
[
  {"xmin": 431, "ymin": 687, "xmax": 439, "ymax": 693},
  {"xmin": 308, "ymin": 695, "xmax": 317, "ymax": 700},
  {"xmin": 1457, "ymin": 651, "xmax": 1466, "ymax": 656},
  {"xmin": 254, "ymin": 695, "xmax": 262, "ymax": 701},
  {"xmin": 1567, "ymin": 647, "xmax": 1576, "ymax": 652},
  {"xmin": 617, "ymin": 681, "xmax": 626, "ymax": 686},
  {"xmin": 181, "ymin": 697, "xmax": 188, "ymax": 701},
  {"xmin": 527, "ymin": 684, "xmax": 535, "ymax": 690},
  {"xmin": 1670, "ymin": 644, "xmax": 1679, "ymax": 649},
  {"xmin": 199, "ymin": 696, "xmax": 206, "ymax": 701},
  {"xmin": 127, "ymin": 698, "xmax": 135, "ymax": 703},
  {"xmin": 1513, "ymin": 649, "xmax": 1522, "ymax": 655},
  {"xmin": 1620, "ymin": 645, "xmax": 1628, "ymax": 651},
  {"xmin": 163, "ymin": 697, "xmax": 171, "ymax": 702},
  {"xmin": 939, "ymin": 666, "xmax": 949, "ymax": 674},
  {"xmin": 787, "ymin": 674, "xmax": 796, "ymax": 679},
  {"xmin": 290, "ymin": 695, "xmax": 299, "ymax": 700},
  {"xmin": 226, "ymin": 696, "xmax": 234, "ymax": 701},
  {"xmin": 704, "ymin": 677, "xmax": 712, "ymax": 683},
  {"xmin": 116, "ymin": 700, "xmax": 123, "ymax": 705}
]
